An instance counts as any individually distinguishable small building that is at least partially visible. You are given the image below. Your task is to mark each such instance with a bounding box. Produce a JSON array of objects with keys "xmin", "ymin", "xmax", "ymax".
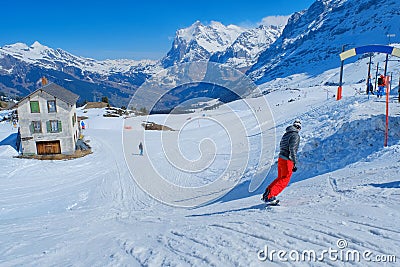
[{"xmin": 16, "ymin": 83, "xmax": 80, "ymax": 155}]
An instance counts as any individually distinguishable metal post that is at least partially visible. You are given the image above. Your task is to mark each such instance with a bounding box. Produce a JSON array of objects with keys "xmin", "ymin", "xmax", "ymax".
[
  {"xmin": 367, "ymin": 54, "xmax": 372, "ymax": 98},
  {"xmin": 337, "ymin": 45, "xmax": 346, "ymax": 100},
  {"xmin": 375, "ymin": 62, "xmax": 379, "ymax": 94},
  {"xmin": 390, "ymin": 72, "xmax": 393, "ymax": 102},
  {"xmin": 384, "ymin": 76, "xmax": 390, "ymax": 147},
  {"xmin": 384, "ymin": 54, "xmax": 389, "ymax": 76}
]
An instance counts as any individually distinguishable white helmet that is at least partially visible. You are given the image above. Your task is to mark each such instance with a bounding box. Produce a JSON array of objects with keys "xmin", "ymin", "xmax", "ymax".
[{"xmin": 293, "ymin": 119, "xmax": 302, "ymax": 129}]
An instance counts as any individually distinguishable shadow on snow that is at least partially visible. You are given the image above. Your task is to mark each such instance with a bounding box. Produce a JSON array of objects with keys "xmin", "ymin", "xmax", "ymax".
[
  {"xmin": 0, "ymin": 133, "xmax": 19, "ymax": 151},
  {"xmin": 187, "ymin": 204, "xmax": 266, "ymax": 217},
  {"xmin": 207, "ymin": 115, "xmax": 400, "ymax": 206},
  {"xmin": 369, "ymin": 181, "xmax": 400, "ymax": 188}
]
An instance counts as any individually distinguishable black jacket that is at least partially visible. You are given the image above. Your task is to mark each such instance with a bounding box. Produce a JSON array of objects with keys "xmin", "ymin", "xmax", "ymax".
[{"xmin": 278, "ymin": 125, "xmax": 300, "ymax": 165}]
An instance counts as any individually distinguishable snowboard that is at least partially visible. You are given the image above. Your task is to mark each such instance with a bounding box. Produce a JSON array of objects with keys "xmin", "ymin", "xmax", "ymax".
[{"xmin": 262, "ymin": 199, "xmax": 280, "ymax": 207}]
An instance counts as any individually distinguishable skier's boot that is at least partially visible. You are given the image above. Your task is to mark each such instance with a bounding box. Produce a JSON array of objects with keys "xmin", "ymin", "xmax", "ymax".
[
  {"xmin": 265, "ymin": 196, "xmax": 279, "ymax": 206},
  {"xmin": 261, "ymin": 189, "xmax": 270, "ymax": 202}
]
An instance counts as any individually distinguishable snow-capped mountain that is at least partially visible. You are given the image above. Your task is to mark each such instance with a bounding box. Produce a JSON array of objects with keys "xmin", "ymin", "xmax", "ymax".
[
  {"xmin": 210, "ymin": 24, "xmax": 285, "ymax": 71},
  {"xmin": 0, "ymin": 42, "xmax": 160, "ymax": 106},
  {"xmin": 1, "ymin": 0, "xmax": 400, "ymax": 107},
  {"xmin": 161, "ymin": 21, "xmax": 245, "ymax": 67},
  {"xmin": 249, "ymin": 0, "xmax": 400, "ymax": 84},
  {"xmin": 0, "ymin": 41, "xmax": 157, "ymax": 76}
]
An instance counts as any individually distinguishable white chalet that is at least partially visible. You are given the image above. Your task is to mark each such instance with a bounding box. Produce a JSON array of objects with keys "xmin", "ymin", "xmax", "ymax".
[{"xmin": 16, "ymin": 83, "xmax": 80, "ymax": 155}]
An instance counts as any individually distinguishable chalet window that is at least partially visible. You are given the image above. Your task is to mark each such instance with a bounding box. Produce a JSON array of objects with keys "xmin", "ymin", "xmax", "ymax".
[
  {"xmin": 30, "ymin": 101, "xmax": 40, "ymax": 113},
  {"xmin": 30, "ymin": 121, "xmax": 42, "ymax": 133},
  {"xmin": 47, "ymin": 120, "xmax": 62, "ymax": 133},
  {"xmin": 47, "ymin": 100, "xmax": 57, "ymax": 113}
]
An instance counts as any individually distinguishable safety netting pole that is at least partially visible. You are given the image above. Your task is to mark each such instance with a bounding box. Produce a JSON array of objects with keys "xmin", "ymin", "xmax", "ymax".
[{"xmin": 384, "ymin": 76, "xmax": 390, "ymax": 147}]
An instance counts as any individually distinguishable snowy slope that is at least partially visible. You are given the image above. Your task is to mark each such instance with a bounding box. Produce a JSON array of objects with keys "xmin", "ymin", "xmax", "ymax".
[
  {"xmin": 1, "ymin": 61, "xmax": 400, "ymax": 265},
  {"xmin": 249, "ymin": 0, "xmax": 400, "ymax": 83},
  {"xmin": 253, "ymin": 43, "xmax": 400, "ymax": 97}
]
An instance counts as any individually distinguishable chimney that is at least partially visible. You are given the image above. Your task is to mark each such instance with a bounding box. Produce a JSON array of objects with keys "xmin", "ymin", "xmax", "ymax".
[{"xmin": 41, "ymin": 77, "xmax": 48, "ymax": 86}]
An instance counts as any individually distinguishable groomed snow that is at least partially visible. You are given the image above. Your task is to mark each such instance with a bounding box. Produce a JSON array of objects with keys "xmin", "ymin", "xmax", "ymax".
[{"xmin": 1, "ymin": 77, "xmax": 399, "ymax": 266}]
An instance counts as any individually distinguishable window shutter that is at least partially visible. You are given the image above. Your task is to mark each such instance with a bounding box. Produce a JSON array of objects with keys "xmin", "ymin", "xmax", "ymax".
[
  {"xmin": 30, "ymin": 101, "xmax": 40, "ymax": 113},
  {"xmin": 30, "ymin": 122, "xmax": 34, "ymax": 134},
  {"xmin": 47, "ymin": 121, "xmax": 51, "ymax": 133},
  {"xmin": 58, "ymin": 121, "xmax": 62, "ymax": 132}
]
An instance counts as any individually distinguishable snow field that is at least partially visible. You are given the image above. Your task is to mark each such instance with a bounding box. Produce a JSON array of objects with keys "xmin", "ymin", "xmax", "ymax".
[{"xmin": 0, "ymin": 80, "xmax": 399, "ymax": 265}]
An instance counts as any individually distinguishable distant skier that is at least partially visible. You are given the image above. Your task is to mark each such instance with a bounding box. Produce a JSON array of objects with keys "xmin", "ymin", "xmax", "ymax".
[
  {"xmin": 139, "ymin": 141, "xmax": 143, "ymax": 156},
  {"xmin": 262, "ymin": 119, "xmax": 301, "ymax": 205},
  {"xmin": 367, "ymin": 79, "xmax": 374, "ymax": 95}
]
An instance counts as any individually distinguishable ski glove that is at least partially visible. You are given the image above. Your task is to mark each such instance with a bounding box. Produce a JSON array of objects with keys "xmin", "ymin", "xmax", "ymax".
[{"xmin": 292, "ymin": 166, "xmax": 297, "ymax": 172}]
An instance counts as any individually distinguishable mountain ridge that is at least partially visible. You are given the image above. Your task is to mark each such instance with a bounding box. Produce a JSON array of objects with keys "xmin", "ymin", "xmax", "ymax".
[
  {"xmin": 1, "ymin": 0, "xmax": 400, "ymax": 106},
  {"xmin": 248, "ymin": 0, "xmax": 400, "ymax": 84}
]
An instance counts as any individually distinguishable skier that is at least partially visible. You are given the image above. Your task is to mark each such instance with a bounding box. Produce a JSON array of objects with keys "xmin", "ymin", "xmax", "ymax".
[
  {"xmin": 377, "ymin": 75, "xmax": 385, "ymax": 98},
  {"xmin": 367, "ymin": 78, "xmax": 374, "ymax": 95},
  {"xmin": 262, "ymin": 119, "xmax": 301, "ymax": 205},
  {"xmin": 138, "ymin": 141, "xmax": 143, "ymax": 156}
]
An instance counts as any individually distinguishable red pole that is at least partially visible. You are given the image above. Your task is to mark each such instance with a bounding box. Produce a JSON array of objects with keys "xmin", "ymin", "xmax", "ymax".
[
  {"xmin": 337, "ymin": 86, "xmax": 342, "ymax": 100},
  {"xmin": 384, "ymin": 76, "xmax": 390, "ymax": 147}
]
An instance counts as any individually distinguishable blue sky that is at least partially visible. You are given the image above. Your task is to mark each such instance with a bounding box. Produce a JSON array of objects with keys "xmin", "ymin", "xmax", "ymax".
[{"xmin": 1, "ymin": 0, "xmax": 315, "ymax": 60}]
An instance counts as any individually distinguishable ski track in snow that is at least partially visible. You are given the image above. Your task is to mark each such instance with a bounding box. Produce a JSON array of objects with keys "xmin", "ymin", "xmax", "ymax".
[{"xmin": 1, "ymin": 85, "xmax": 400, "ymax": 266}]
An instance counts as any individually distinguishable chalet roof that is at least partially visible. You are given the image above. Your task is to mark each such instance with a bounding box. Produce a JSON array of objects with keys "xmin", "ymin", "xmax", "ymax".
[
  {"xmin": 17, "ymin": 83, "xmax": 79, "ymax": 106},
  {"xmin": 40, "ymin": 83, "xmax": 79, "ymax": 105}
]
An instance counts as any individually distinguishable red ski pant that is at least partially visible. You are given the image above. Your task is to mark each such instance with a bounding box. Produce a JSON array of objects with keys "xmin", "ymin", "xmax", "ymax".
[{"xmin": 267, "ymin": 158, "xmax": 294, "ymax": 198}]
